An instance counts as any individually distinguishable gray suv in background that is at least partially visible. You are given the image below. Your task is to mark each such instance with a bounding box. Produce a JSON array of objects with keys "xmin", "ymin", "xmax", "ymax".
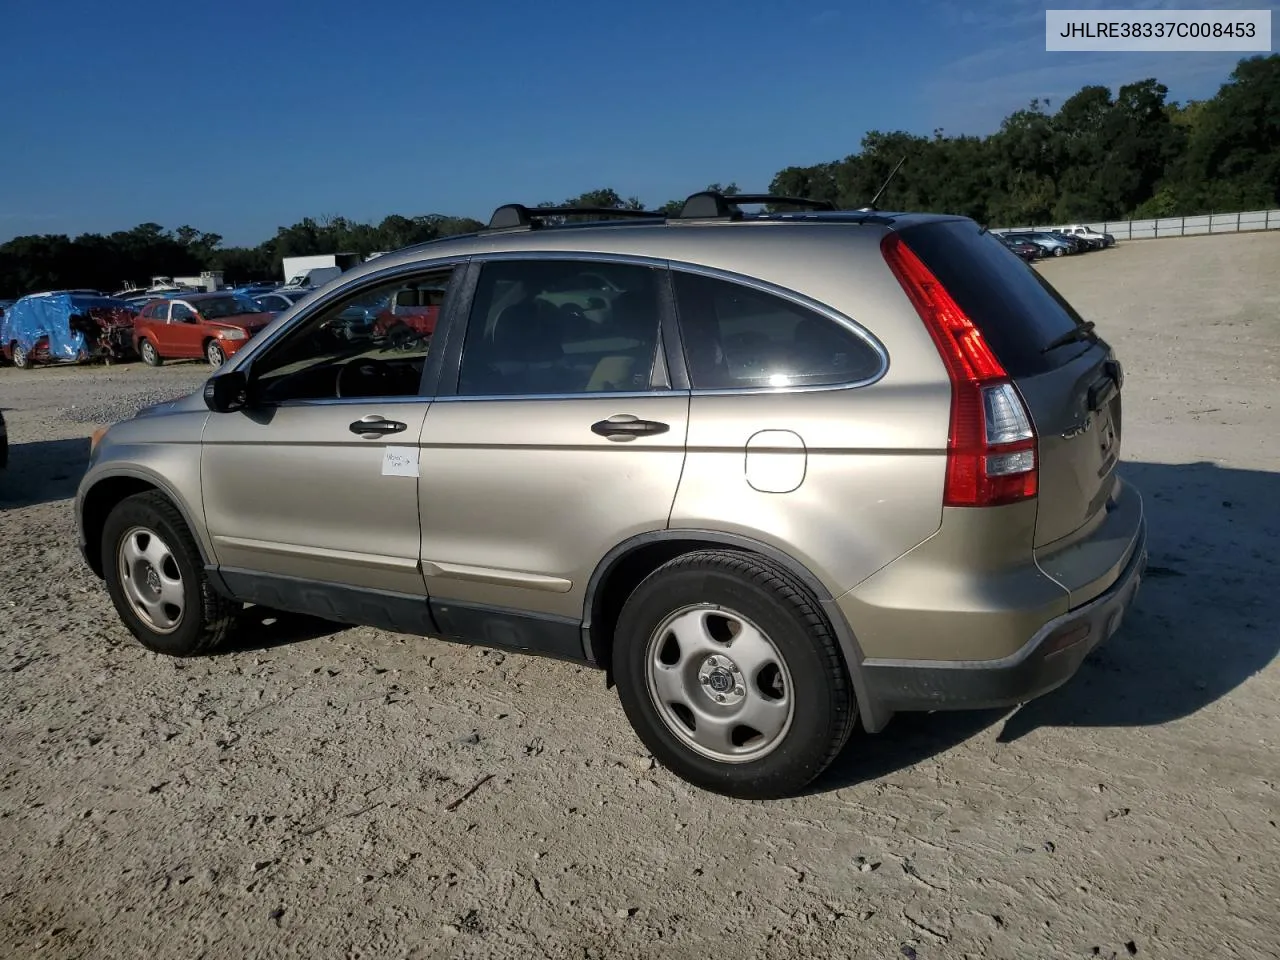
[{"xmin": 76, "ymin": 192, "xmax": 1146, "ymax": 798}]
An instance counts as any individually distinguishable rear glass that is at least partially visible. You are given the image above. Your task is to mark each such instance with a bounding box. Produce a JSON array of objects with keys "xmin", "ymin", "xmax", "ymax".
[{"xmin": 900, "ymin": 220, "xmax": 1090, "ymax": 376}]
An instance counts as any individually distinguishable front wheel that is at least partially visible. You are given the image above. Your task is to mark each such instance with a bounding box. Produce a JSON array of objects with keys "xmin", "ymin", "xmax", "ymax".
[
  {"xmin": 612, "ymin": 550, "xmax": 856, "ymax": 799},
  {"xmin": 206, "ymin": 340, "xmax": 226, "ymax": 366},
  {"xmin": 140, "ymin": 339, "xmax": 162, "ymax": 366},
  {"xmin": 101, "ymin": 492, "xmax": 240, "ymax": 656},
  {"xmin": 1053, "ymin": 246, "xmax": 1065, "ymax": 257}
]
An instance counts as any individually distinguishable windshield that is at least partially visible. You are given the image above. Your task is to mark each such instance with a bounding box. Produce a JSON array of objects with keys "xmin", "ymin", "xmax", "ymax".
[{"xmin": 196, "ymin": 295, "xmax": 263, "ymax": 319}]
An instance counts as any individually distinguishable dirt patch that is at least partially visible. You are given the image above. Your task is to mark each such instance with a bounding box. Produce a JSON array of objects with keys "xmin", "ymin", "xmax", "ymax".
[{"xmin": 2, "ymin": 234, "xmax": 1278, "ymax": 959}]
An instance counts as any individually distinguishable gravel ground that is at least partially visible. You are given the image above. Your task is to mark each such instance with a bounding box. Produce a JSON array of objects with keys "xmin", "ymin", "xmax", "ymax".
[{"xmin": 2, "ymin": 233, "xmax": 1278, "ymax": 960}]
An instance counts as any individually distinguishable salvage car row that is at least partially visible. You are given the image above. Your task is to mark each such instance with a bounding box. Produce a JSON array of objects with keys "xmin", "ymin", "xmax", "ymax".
[
  {"xmin": 997, "ymin": 224, "xmax": 1117, "ymax": 261},
  {"xmin": 0, "ymin": 281, "xmax": 443, "ymax": 370}
]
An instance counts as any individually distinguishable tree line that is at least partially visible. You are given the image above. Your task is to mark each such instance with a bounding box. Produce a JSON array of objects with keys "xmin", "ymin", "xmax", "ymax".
[{"xmin": 1, "ymin": 54, "xmax": 1276, "ymax": 299}]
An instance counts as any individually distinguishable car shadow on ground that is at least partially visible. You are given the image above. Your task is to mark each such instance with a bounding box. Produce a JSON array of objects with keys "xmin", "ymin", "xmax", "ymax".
[
  {"xmin": 812, "ymin": 459, "xmax": 1280, "ymax": 792},
  {"xmin": 0, "ymin": 437, "xmax": 90, "ymax": 508},
  {"xmin": 221, "ymin": 606, "xmax": 349, "ymax": 653}
]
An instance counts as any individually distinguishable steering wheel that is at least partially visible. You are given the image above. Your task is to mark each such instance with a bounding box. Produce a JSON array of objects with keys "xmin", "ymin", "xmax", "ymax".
[{"xmin": 335, "ymin": 357, "xmax": 392, "ymax": 398}]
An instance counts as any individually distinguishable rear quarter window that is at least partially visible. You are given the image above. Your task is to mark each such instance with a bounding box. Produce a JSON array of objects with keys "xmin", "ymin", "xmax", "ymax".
[
  {"xmin": 898, "ymin": 220, "xmax": 1090, "ymax": 376},
  {"xmin": 672, "ymin": 271, "xmax": 883, "ymax": 390}
]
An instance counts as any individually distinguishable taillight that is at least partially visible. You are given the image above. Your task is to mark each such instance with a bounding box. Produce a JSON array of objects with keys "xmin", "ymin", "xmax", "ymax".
[{"xmin": 881, "ymin": 232, "xmax": 1038, "ymax": 507}]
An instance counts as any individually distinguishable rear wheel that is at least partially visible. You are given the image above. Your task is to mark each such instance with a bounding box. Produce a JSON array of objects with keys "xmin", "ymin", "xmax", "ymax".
[
  {"xmin": 101, "ymin": 492, "xmax": 239, "ymax": 656},
  {"xmin": 612, "ymin": 550, "xmax": 855, "ymax": 799},
  {"xmin": 11, "ymin": 343, "xmax": 30, "ymax": 369},
  {"xmin": 206, "ymin": 340, "xmax": 225, "ymax": 366},
  {"xmin": 140, "ymin": 339, "xmax": 162, "ymax": 366}
]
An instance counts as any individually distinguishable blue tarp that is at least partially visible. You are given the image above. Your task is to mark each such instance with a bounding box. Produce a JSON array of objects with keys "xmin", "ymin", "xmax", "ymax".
[{"xmin": 0, "ymin": 293, "xmax": 122, "ymax": 361}]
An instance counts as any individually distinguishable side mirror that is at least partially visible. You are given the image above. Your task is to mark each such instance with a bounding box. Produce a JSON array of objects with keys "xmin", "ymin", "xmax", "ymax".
[{"xmin": 203, "ymin": 370, "xmax": 249, "ymax": 413}]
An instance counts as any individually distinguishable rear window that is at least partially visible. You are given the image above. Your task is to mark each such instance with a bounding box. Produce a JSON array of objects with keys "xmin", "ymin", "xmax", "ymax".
[{"xmin": 899, "ymin": 220, "xmax": 1090, "ymax": 376}]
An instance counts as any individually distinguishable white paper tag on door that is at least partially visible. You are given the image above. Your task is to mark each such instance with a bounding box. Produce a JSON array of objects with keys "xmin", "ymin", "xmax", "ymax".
[{"xmin": 381, "ymin": 445, "xmax": 420, "ymax": 478}]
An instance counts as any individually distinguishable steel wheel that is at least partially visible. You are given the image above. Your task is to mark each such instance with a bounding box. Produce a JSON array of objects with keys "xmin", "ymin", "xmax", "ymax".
[
  {"xmin": 644, "ymin": 603, "xmax": 795, "ymax": 763},
  {"xmin": 116, "ymin": 525, "xmax": 185, "ymax": 634},
  {"xmin": 141, "ymin": 340, "xmax": 161, "ymax": 366},
  {"xmin": 206, "ymin": 340, "xmax": 225, "ymax": 366}
]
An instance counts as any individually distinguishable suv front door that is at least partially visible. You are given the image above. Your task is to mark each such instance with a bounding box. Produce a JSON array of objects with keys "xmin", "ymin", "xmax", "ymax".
[
  {"xmin": 199, "ymin": 264, "xmax": 460, "ymax": 631},
  {"xmin": 416, "ymin": 256, "xmax": 689, "ymax": 660}
]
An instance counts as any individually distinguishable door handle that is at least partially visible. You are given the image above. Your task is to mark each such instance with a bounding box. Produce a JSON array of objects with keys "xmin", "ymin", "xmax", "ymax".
[
  {"xmin": 349, "ymin": 415, "xmax": 407, "ymax": 438},
  {"xmin": 590, "ymin": 414, "xmax": 670, "ymax": 441}
]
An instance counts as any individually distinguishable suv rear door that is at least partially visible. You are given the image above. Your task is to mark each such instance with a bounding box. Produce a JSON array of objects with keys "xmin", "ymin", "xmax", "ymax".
[
  {"xmin": 415, "ymin": 256, "xmax": 688, "ymax": 659},
  {"xmin": 897, "ymin": 220, "xmax": 1134, "ymax": 597}
]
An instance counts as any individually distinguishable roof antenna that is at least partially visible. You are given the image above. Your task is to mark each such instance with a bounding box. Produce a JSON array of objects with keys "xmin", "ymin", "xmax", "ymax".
[{"xmin": 859, "ymin": 156, "xmax": 906, "ymax": 212}]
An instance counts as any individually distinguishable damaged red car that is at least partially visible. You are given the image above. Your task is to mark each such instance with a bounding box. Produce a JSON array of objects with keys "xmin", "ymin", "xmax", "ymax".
[{"xmin": 0, "ymin": 292, "xmax": 138, "ymax": 368}]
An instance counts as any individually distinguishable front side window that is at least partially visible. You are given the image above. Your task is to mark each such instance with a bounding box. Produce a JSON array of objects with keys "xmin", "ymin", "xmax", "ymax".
[
  {"xmin": 456, "ymin": 259, "xmax": 662, "ymax": 397},
  {"xmin": 170, "ymin": 302, "xmax": 195, "ymax": 323},
  {"xmin": 671, "ymin": 271, "xmax": 882, "ymax": 390},
  {"xmin": 247, "ymin": 265, "xmax": 455, "ymax": 403}
]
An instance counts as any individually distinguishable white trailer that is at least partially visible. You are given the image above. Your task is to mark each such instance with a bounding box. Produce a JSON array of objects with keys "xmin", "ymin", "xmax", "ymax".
[{"xmin": 281, "ymin": 253, "xmax": 361, "ymax": 287}]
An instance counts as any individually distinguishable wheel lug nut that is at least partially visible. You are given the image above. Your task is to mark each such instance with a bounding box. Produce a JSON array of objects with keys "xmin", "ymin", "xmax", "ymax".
[
  {"xmin": 715, "ymin": 694, "xmax": 725, "ymax": 703},
  {"xmin": 700, "ymin": 676, "xmax": 711, "ymax": 685},
  {"xmin": 734, "ymin": 686, "xmax": 745, "ymax": 696}
]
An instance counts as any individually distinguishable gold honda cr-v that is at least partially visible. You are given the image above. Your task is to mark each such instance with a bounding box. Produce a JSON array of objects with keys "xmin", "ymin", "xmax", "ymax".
[{"xmin": 77, "ymin": 192, "xmax": 1147, "ymax": 799}]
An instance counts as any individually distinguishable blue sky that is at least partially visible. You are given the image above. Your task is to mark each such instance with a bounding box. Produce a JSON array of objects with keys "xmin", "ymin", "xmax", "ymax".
[{"xmin": 0, "ymin": 0, "xmax": 1269, "ymax": 246}]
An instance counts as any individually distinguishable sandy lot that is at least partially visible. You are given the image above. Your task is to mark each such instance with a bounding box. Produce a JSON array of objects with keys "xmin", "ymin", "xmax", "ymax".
[{"xmin": 2, "ymin": 232, "xmax": 1278, "ymax": 960}]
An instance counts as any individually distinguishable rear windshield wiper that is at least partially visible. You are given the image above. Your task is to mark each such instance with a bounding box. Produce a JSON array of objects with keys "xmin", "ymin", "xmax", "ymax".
[{"xmin": 1042, "ymin": 320, "xmax": 1096, "ymax": 354}]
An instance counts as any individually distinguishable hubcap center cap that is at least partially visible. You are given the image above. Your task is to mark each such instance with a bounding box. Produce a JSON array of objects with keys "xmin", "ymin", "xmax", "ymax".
[
  {"xmin": 697, "ymin": 655, "xmax": 746, "ymax": 705},
  {"xmin": 145, "ymin": 565, "xmax": 162, "ymax": 594}
]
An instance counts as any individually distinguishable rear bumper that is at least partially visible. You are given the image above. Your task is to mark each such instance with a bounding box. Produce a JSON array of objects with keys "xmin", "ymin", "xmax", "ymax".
[{"xmin": 861, "ymin": 516, "xmax": 1147, "ymax": 712}]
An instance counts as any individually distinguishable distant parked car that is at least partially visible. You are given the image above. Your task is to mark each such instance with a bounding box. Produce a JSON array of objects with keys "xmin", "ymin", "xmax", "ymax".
[
  {"xmin": 252, "ymin": 290, "xmax": 309, "ymax": 314},
  {"xmin": 234, "ymin": 283, "xmax": 284, "ymax": 299},
  {"xmin": 1056, "ymin": 232, "xmax": 1092, "ymax": 254},
  {"xmin": 1053, "ymin": 229, "xmax": 1098, "ymax": 251},
  {"xmin": 1057, "ymin": 224, "xmax": 1114, "ymax": 248},
  {"xmin": 122, "ymin": 294, "xmax": 164, "ymax": 309},
  {"xmin": 997, "ymin": 235, "xmax": 1042, "ymax": 262},
  {"xmin": 1, "ymin": 292, "xmax": 137, "ymax": 368},
  {"xmin": 1006, "ymin": 232, "xmax": 1075, "ymax": 258},
  {"xmin": 132, "ymin": 292, "xmax": 274, "ymax": 367}
]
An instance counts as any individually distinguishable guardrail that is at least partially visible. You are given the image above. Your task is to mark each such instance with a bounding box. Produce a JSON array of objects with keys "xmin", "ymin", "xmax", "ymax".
[{"xmin": 997, "ymin": 208, "xmax": 1280, "ymax": 241}]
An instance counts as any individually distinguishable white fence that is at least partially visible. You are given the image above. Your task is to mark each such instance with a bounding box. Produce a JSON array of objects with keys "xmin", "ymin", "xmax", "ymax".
[{"xmin": 998, "ymin": 208, "xmax": 1280, "ymax": 241}]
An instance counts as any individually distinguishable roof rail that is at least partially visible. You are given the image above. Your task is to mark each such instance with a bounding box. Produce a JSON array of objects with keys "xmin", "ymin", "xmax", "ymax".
[
  {"xmin": 675, "ymin": 191, "xmax": 837, "ymax": 220},
  {"xmin": 486, "ymin": 204, "xmax": 664, "ymax": 231}
]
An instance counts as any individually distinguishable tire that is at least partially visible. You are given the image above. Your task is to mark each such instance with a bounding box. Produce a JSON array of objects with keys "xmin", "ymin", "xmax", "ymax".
[
  {"xmin": 1053, "ymin": 246, "xmax": 1065, "ymax": 257},
  {"xmin": 100, "ymin": 491, "xmax": 240, "ymax": 656},
  {"xmin": 12, "ymin": 343, "xmax": 30, "ymax": 369},
  {"xmin": 140, "ymin": 339, "xmax": 162, "ymax": 366},
  {"xmin": 612, "ymin": 550, "xmax": 856, "ymax": 799},
  {"xmin": 206, "ymin": 340, "xmax": 225, "ymax": 367}
]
